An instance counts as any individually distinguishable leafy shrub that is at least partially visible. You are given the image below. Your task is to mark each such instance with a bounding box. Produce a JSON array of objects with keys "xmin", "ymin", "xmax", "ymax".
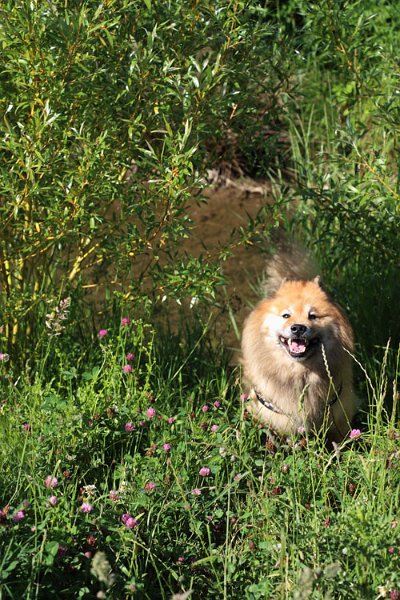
[
  {"xmin": 0, "ymin": 0, "xmax": 287, "ymax": 357},
  {"xmin": 270, "ymin": 0, "xmax": 400, "ymax": 366}
]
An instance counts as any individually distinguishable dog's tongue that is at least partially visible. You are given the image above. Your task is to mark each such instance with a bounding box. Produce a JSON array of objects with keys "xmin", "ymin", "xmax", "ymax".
[{"xmin": 289, "ymin": 339, "xmax": 307, "ymax": 354}]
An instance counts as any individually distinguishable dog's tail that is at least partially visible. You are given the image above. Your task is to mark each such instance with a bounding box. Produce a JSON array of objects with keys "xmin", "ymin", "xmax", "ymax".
[{"xmin": 263, "ymin": 241, "xmax": 319, "ymax": 296}]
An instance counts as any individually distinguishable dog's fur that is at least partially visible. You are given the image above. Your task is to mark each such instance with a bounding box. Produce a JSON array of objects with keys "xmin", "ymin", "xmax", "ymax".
[{"xmin": 241, "ymin": 246, "xmax": 357, "ymax": 442}]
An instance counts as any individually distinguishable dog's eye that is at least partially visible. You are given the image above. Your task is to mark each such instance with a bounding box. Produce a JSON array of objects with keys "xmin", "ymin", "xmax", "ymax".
[
  {"xmin": 282, "ymin": 312, "xmax": 291, "ymax": 319},
  {"xmin": 309, "ymin": 313, "xmax": 318, "ymax": 320}
]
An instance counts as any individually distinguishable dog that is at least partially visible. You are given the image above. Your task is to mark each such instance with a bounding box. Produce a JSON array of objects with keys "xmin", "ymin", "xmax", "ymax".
[{"xmin": 241, "ymin": 246, "xmax": 357, "ymax": 443}]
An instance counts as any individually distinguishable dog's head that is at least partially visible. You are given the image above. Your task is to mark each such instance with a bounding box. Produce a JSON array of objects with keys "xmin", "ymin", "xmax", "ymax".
[{"xmin": 258, "ymin": 277, "xmax": 353, "ymax": 364}]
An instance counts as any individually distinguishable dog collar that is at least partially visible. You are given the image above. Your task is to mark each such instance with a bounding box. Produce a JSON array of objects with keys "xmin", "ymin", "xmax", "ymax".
[
  {"xmin": 253, "ymin": 382, "xmax": 342, "ymax": 413},
  {"xmin": 253, "ymin": 388, "xmax": 284, "ymax": 415}
]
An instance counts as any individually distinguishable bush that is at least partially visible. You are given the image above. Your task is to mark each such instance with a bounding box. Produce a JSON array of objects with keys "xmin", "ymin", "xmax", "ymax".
[
  {"xmin": 0, "ymin": 0, "xmax": 287, "ymax": 358},
  {"xmin": 271, "ymin": 0, "xmax": 400, "ymax": 364}
]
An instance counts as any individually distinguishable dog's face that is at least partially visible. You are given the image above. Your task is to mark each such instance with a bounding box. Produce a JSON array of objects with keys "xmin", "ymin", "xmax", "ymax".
[{"xmin": 260, "ymin": 278, "xmax": 350, "ymax": 363}]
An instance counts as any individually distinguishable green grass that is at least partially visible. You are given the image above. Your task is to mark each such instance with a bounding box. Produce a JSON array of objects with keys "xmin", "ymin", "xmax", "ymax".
[
  {"xmin": 0, "ymin": 319, "xmax": 399, "ymax": 599},
  {"xmin": 1, "ymin": 2, "xmax": 400, "ymax": 598}
]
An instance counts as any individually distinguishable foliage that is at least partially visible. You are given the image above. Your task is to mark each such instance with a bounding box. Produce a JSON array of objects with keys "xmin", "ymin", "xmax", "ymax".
[
  {"xmin": 0, "ymin": 0, "xmax": 286, "ymax": 355},
  {"xmin": 0, "ymin": 0, "xmax": 399, "ymax": 598},
  {"xmin": 267, "ymin": 0, "xmax": 400, "ymax": 362}
]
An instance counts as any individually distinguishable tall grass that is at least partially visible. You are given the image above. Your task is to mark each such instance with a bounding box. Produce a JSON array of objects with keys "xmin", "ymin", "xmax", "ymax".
[{"xmin": 0, "ymin": 319, "xmax": 399, "ymax": 599}]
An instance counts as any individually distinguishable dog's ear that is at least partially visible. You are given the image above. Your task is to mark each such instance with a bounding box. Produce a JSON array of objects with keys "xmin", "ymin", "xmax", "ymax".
[
  {"xmin": 313, "ymin": 275, "xmax": 322, "ymax": 287},
  {"xmin": 313, "ymin": 275, "xmax": 330, "ymax": 294}
]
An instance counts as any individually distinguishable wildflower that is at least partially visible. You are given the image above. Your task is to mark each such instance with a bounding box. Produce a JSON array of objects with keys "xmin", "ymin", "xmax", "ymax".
[
  {"xmin": 45, "ymin": 476, "xmax": 58, "ymax": 489},
  {"xmin": 84, "ymin": 551, "xmax": 93, "ymax": 559},
  {"xmin": 213, "ymin": 401, "xmax": 221, "ymax": 408},
  {"xmin": 146, "ymin": 443, "xmax": 157, "ymax": 457},
  {"xmin": 90, "ymin": 551, "xmax": 115, "ymax": 587},
  {"xmin": 122, "ymin": 364, "xmax": 132, "ymax": 374},
  {"xmin": 109, "ymin": 490, "xmax": 119, "ymax": 501},
  {"xmin": 22, "ymin": 422, "xmax": 30, "ymax": 432},
  {"xmin": 211, "ymin": 425, "xmax": 219, "ymax": 432},
  {"xmin": 106, "ymin": 406, "xmax": 117, "ymax": 418},
  {"xmin": 167, "ymin": 417, "xmax": 175, "ymax": 424},
  {"xmin": 388, "ymin": 546, "xmax": 395, "ymax": 554},
  {"xmin": 349, "ymin": 428, "xmax": 361, "ymax": 439},
  {"xmin": 48, "ymin": 496, "xmax": 58, "ymax": 507},
  {"xmin": 145, "ymin": 481, "xmax": 156, "ymax": 493},
  {"xmin": 45, "ymin": 297, "xmax": 71, "ymax": 337},
  {"xmin": 163, "ymin": 443, "xmax": 171, "ymax": 452},
  {"xmin": 98, "ymin": 329, "xmax": 108, "ymax": 338},
  {"xmin": 0, "ymin": 353, "xmax": 9, "ymax": 362},
  {"xmin": 86, "ymin": 534, "xmax": 97, "ymax": 547},
  {"xmin": 125, "ymin": 516, "xmax": 138, "ymax": 529},
  {"xmin": 191, "ymin": 488, "xmax": 202, "ymax": 496},
  {"xmin": 297, "ymin": 426, "xmax": 306, "ymax": 435},
  {"xmin": 234, "ymin": 473, "xmax": 242, "ymax": 481},
  {"xmin": 199, "ymin": 467, "xmax": 210, "ymax": 477},
  {"xmin": 201, "ymin": 405, "xmax": 209, "ymax": 412},
  {"xmin": 124, "ymin": 421, "xmax": 135, "ymax": 432},
  {"xmin": 121, "ymin": 317, "xmax": 131, "ymax": 327},
  {"xmin": 126, "ymin": 352, "xmax": 134, "ymax": 362},
  {"xmin": 121, "ymin": 513, "xmax": 138, "ymax": 529},
  {"xmin": 119, "ymin": 481, "xmax": 128, "ymax": 493},
  {"xmin": 12, "ymin": 510, "xmax": 25, "ymax": 523},
  {"xmin": 146, "ymin": 407, "xmax": 156, "ymax": 419},
  {"xmin": 81, "ymin": 502, "xmax": 93, "ymax": 513},
  {"xmin": 82, "ymin": 485, "xmax": 97, "ymax": 496},
  {"xmin": 240, "ymin": 393, "xmax": 248, "ymax": 402}
]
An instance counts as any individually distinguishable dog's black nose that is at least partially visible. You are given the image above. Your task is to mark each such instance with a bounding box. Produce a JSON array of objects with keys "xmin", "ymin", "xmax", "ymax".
[{"xmin": 290, "ymin": 324, "xmax": 307, "ymax": 336}]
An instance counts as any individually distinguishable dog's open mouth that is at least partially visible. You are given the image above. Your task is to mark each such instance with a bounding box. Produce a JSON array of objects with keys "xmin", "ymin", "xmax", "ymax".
[{"xmin": 279, "ymin": 336, "xmax": 320, "ymax": 359}]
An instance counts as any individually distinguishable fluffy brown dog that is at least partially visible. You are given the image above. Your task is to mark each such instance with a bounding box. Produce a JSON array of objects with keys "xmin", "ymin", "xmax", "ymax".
[{"xmin": 241, "ymin": 249, "xmax": 357, "ymax": 442}]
